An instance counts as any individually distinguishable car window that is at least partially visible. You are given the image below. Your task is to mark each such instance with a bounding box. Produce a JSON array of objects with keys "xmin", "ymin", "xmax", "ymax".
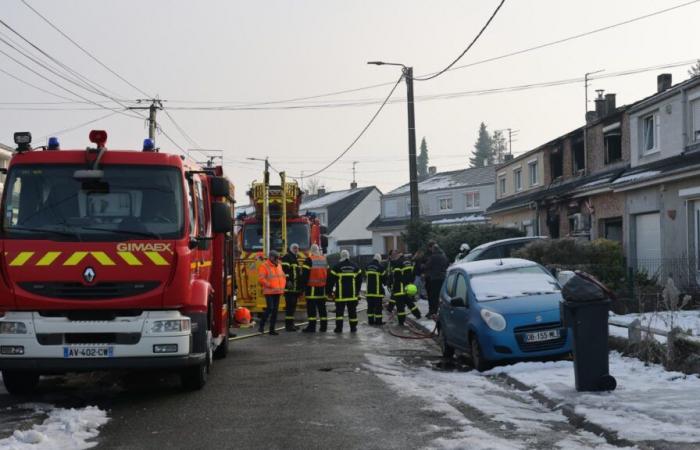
[
  {"xmin": 503, "ymin": 242, "xmax": 526, "ymax": 257},
  {"xmin": 470, "ymin": 265, "xmax": 560, "ymax": 301},
  {"xmin": 454, "ymin": 274, "xmax": 468, "ymax": 301},
  {"xmin": 445, "ymin": 271, "xmax": 458, "ymax": 297},
  {"xmin": 479, "ymin": 246, "xmax": 502, "ymax": 260}
]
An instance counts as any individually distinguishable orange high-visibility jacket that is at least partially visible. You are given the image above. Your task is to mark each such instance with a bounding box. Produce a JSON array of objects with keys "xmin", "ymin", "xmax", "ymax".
[
  {"xmin": 258, "ymin": 259, "xmax": 286, "ymax": 295},
  {"xmin": 305, "ymin": 254, "xmax": 328, "ymax": 287}
]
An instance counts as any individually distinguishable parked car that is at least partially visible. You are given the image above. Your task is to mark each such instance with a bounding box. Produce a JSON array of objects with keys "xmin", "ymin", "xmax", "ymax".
[
  {"xmin": 459, "ymin": 236, "xmax": 547, "ymax": 263},
  {"xmin": 438, "ymin": 258, "xmax": 571, "ymax": 371}
]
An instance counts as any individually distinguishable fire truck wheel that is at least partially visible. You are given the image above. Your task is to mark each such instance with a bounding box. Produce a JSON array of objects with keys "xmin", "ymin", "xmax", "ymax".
[
  {"xmin": 181, "ymin": 330, "xmax": 212, "ymax": 391},
  {"xmin": 2, "ymin": 370, "xmax": 39, "ymax": 395}
]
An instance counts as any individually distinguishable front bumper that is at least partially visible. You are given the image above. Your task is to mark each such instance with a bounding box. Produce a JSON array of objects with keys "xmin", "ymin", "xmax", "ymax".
[
  {"xmin": 0, "ymin": 310, "xmax": 198, "ymax": 373},
  {"xmin": 479, "ymin": 326, "xmax": 572, "ymax": 361}
]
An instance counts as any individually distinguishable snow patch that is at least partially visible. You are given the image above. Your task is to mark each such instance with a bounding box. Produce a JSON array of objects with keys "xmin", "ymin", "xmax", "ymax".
[
  {"xmin": 0, "ymin": 405, "xmax": 108, "ymax": 449},
  {"xmin": 431, "ymin": 215, "xmax": 487, "ymax": 225},
  {"xmin": 610, "ymin": 310, "xmax": 700, "ymax": 336},
  {"xmin": 613, "ymin": 170, "xmax": 660, "ymax": 185},
  {"xmin": 300, "ymin": 189, "xmax": 358, "ymax": 210}
]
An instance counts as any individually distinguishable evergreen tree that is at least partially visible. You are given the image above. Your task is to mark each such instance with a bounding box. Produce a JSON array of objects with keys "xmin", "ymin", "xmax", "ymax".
[
  {"xmin": 491, "ymin": 129, "xmax": 508, "ymax": 164},
  {"xmin": 470, "ymin": 122, "xmax": 494, "ymax": 167},
  {"xmin": 418, "ymin": 137, "xmax": 429, "ymax": 179},
  {"xmin": 689, "ymin": 59, "xmax": 700, "ymax": 78}
]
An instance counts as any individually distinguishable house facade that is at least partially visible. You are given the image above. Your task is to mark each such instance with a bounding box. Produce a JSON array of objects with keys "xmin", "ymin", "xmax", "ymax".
[
  {"xmin": 0, "ymin": 144, "xmax": 12, "ymax": 195},
  {"xmin": 300, "ymin": 186, "xmax": 381, "ymax": 256},
  {"xmin": 368, "ymin": 166, "xmax": 495, "ymax": 254}
]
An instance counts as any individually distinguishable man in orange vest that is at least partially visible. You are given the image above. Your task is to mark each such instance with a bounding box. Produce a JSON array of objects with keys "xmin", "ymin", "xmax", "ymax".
[
  {"xmin": 257, "ymin": 250, "xmax": 286, "ymax": 336},
  {"xmin": 301, "ymin": 244, "xmax": 328, "ymax": 333}
]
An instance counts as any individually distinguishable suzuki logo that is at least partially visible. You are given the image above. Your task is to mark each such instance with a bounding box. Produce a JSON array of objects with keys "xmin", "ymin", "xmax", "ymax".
[
  {"xmin": 535, "ymin": 315, "xmax": 543, "ymax": 323},
  {"xmin": 83, "ymin": 267, "xmax": 96, "ymax": 284}
]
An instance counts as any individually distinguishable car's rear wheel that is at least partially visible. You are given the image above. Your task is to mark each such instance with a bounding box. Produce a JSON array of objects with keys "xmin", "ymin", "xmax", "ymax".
[
  {"xmin": 440, "ymin": 326, "xmax": 455, "ymax": 358},
  {"xmin": 2, "ymin": 370, "xmax": 39, "ymax": 395},
  {"xmin": 470, "ymin": 336, "xmax": 491, "ymax": 372}
]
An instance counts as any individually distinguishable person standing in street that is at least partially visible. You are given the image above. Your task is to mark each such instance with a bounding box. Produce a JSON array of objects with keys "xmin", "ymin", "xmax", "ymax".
[
  {"xmin": 257, "ymin": 250, "xmax": 286, "ymax": 335},
  {"xmin": 390, "ymin": 251, "xmax": 421, "ymax": 326},
  {"xmin": 301, "ymin": 244, "xmax": 329, "ymax": 333},
  {"xmin": 327, "ymin": 250, "xmax": 363, "ymax": 333},
  {"xmin": 364, "ymin": 253, "xmax": 387, "ymax": 326},
  {"xmin": 281, "ymin": 243, "xmax": 303, "ymax": 332},
  {"xmin": 412, "ymin": 248, "xmax": 427, "ymax": 300},
  {"xmin": 424, "ymin": 242, "xmax": 449, "ymax": 318}
]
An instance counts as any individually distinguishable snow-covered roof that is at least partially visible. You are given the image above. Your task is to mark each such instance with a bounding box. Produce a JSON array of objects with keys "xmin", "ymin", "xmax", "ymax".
[
  {"xmin": 431, "ymin": 214, "xmax": 487, "ymax": 225},
  {"xmin": 612, "ymin": 170, "xmax": 660, "ymax": 185},
  {"xmin": 386, "ymin": 165, "xmax": 495, "ymax": 196},
  {"xmin": 300, "ymin": 189, "xmax": 359, "ymax": 210}
]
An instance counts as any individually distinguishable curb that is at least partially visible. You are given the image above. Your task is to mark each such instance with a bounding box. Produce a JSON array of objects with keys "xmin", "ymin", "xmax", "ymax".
[{"xmin": 405, "ymin": 315, "xmax": 645, "ymax": 450}]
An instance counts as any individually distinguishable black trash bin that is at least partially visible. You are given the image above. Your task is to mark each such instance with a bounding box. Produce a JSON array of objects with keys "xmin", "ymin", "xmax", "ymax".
[{"xmin": 560, "ymin": 272, "xmax": 617, "ymax": 392}]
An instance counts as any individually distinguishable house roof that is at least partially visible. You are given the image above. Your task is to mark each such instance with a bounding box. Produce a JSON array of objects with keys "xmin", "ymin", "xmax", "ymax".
[
  {"xmin": 385, "ymin": 165, "xmax": 495, "ymax": 197},
  {"xmin": 628, "ymin": 75, "xmax": 700, "ymax": 114},
  {"xmin": 612, "ymin": 150, "xmax": 700, "ymax": 189},
  {"xmin": 367, "ymin": 211, "xmax": 487, "ymax": 230},
  {"xmin": 301, "ymin": 186, "xmax": 377, "ymax": 233}
]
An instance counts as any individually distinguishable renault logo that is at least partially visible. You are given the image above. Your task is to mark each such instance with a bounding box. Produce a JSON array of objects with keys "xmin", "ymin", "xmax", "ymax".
[
  {"xmin": 83, "ymin": 267, "xmax": 96, "ymax": 284},
  {"xmin": 535, "ymin": 315, "xmax": 543, "ymax": 323}
]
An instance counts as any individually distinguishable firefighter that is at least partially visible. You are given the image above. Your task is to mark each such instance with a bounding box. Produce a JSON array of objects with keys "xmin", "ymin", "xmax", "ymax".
[
  {"xmin": 281, "ymin": 243, "xmax": 303, "ymax": 332},
  {"xmin": 390, "ymin": 250, "xmax": 422, "ymax": 326},
  {"xmin": 257, "ymin": 250, "xmax": 286, "ymax": 335},
  {"xmin": 327, "ymin": 250, "xmax": 363, "ymax": 333},
  {"xmin": 301, "ymin": 244, "xmax": 328, "ymax": 333},
  {"xmin": 364, "ymin": 253, "xmax": 386, "ymax": 326}
]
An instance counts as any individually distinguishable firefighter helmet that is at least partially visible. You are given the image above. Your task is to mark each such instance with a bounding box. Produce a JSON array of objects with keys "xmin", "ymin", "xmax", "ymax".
[
  {"xmin": 405, "ymin": 283, "xmax": 418, "ymax": 296},
  {"xmin": 234, "ymin": 307, "xmax": 252, "ymax": 324}
]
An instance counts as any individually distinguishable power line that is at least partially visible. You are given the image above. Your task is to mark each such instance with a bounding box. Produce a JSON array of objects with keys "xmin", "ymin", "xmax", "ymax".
[
  {"xmin": 0, "ymin": 66, "xmax": 78, "ymax": 101},
  {"xmin": 40, "ymin": 111, "xmax": 121, "ymax": 140},
  {"xmin": 162, "ymin": 0, "xmax": 699, "ymax": 107},
  {"xmin": 20, "ymin": 0, "xmax": 152, "ymax": 98},
  {"xmin": 290, "ymin": 75, "xmax": 403, "ymax": 179},
  {"xmin": 413, "ymin": 0, "xmax": 506, "ymax": 82},
  {"xmin": 162, "ymin": 108, "xmax": 202, "ymax": 150}
]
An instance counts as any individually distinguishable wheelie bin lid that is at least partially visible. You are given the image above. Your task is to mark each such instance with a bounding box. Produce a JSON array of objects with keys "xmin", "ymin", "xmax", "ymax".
[{"xmin": 561, "ymin": 271, "xmax": 612, "ymax": 303}]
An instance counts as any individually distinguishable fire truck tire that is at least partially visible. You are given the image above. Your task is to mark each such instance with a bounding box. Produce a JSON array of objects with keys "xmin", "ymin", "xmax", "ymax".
[
  {"xmin": 181, "ymin": 332, "xmax": 212, "ymax": 391},
  {"xmin": 2, "ymin": 370, "xmax": 39, "ymax": 395}
]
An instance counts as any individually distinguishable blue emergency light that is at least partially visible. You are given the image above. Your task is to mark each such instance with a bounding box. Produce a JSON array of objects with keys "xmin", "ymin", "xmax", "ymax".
[
  {"xmin": 47, "ymin": 137, "xmax": 60, "ymax": 150},
  {"xmin": 143, "ymin": 138, "xmax": 155, "ymax": 152}
]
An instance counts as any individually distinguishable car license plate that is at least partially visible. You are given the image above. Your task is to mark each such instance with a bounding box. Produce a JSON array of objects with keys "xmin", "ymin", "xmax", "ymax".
[
  {"xmin": 63, "ymin": 347, "xmax": 114, "ymax": 358},
  {"xmin": 524, "ymin": 329, "xmax": 560, "ymax": 343}
]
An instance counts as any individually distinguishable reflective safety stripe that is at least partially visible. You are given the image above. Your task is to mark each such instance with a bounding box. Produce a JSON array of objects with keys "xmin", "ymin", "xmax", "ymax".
[
  {"xmin": 334, "ymin": 272, "xmax": 359, "ymax": 300},
  {"xmin": 118, "ymin": 252, "xmax": 142, "ymax": 266},
  {"xmin": 36, "ymin": 251, "xmax": 61, "ymax": 266},
  {"xmin": 307, "ymin": 317, "xmax": 317, "ymax": 321},
  {"xmin": 91, "ymin": 251, "xmax": 115, "ymax": 266},
  {"xmin": 389, "ymin": 299, "xmax": 396, "ymax": 304},
  {"xmin": 285, "ymin": 316, "xmax": 294, "ymax": 320},
  {"xmin": 320, "ymin": 317, "xmax": 328, "ymax": 321},
  {"xmin": 9, "ymin": 251, "xmax": 34, "ymax": 266},
  {"xmin": 63, "ymin": 251, "xmax": 88, "ymax": 266},
  {"xmin": 349, "ymin": 319, "xmax": 358, "ymax": 323},
  {"xmin": 398, "ymin": 312, "xmax": 408, "ymax": 316},
  {"xmin": 411, "ymin": 306, "xmax": 420, "ymax": 311},
  {"xmin": 144, "ymin": 251, "xmax": 169, "ymax": 266}
]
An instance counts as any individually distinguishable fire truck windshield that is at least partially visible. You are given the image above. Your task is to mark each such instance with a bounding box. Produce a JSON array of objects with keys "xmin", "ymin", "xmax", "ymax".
[
  {"xmin": 2, "ymin": 164, "xmax": 184, "ymax": 241},
  {"xmin": 242, "ymin": 222, "xmax": 310, "ymax": 252}
]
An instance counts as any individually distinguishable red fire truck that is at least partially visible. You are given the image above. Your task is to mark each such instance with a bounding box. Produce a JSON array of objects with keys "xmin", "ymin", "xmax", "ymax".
[{"xmin": 0, "ymin": 131, "xmax": 235, "ymax": 394}]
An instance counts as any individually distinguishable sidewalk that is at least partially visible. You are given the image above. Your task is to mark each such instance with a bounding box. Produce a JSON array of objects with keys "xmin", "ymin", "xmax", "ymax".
[{"xmin": 407, "ymin": 299, "xmax": 700, "ymax": 448}]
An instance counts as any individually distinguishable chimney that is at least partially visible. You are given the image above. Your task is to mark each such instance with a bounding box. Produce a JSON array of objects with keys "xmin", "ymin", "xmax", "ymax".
[
  {"xmin": 604, "ymin": 93, "xmax": 616, "ymax": 116},
  {"xmin": 586, "ymin": 111, "xmax": 599, "ymax": 123},
  {"xmin": 503, "ymin": 154, "xmax": 514, "ymax": 162},
  {"xmin": 350, "ymin": 181, "xmax": 357, "ymax": 189},
  {"xmin": 657, "ymin": 73, "xmax": 672, "ymax": 93},
  {"xmin": 594, "ymin": 90, "xmax": 606, "ymax": 117},
  {"xmin": 428, "ymin": 166, "xmax": 437, "ymax": 175},
  {"xmin": 317, "ymin": 186, "xmax": 326, "ymax": 196}
]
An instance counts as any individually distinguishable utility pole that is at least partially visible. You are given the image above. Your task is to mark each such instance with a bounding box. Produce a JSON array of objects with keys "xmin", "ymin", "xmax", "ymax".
[
  {"xmin": 352, "ymin": 161, "xmax": 358, "ymax": 184},
  {"xmin": 129, "ymin": 98, "xmax": 164, "ymax": 144}
]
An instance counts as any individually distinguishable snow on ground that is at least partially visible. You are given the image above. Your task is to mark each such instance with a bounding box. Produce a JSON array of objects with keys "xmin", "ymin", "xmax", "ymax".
[
  {"xmin": 610, "ymin": 310, "xmax": 700, "ymax": 336},
  {"xmin": 487, "ymin": 353, "xmax": 700, "ymax": 444},
  {"xmin": 0, "ymin": 404, "xmax": 108, "ymax": 449}
]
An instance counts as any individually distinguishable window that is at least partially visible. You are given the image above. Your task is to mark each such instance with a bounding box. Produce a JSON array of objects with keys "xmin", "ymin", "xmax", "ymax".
[
  {"xmin": 641, "ymin": 113, "xmax": 659, "ymax": 154},
  {"xmin": 193, "ymin": 178, "xmax": 207, "ymax": 237},
  {"xmin": 514, "ymin": 168, "xmax": 522, "ymax": 191},
  {"xmin": 438, "ymin": 196, "xmax": 453, "ymax": 211},
  {"xmin": 317, "ymin": 212, "xmax": 327, "ymax": 226},
  {"xmin": 572, "ymin": 138, "xmax": 585, "ymax": 173},
  {"xmin": 691, "ymin": 99, "xmax": 700, "ymax": 142},
  {"xmin": 605, "ymin": 130, "xmax": 622, "ymax": 164},
  {"xmin": 384, "ymin": 199, "xmax": 398, "ymax": 217},
  {"xmin": 445, "ymin": 271, "xmax": 458, "ymax": 297},
  {"xmin": 603, "ymin": 217, "xmax": 623, "ymax": 242},
  {"xmin": 470, "ymin": 266, "xmax": 559, "ymax": 301},
  {"xmin": 499, "ymin": 176, "xmax": 506, "ymax": 196},
  {"xmin": 454, "ymin": 274, "xmax": 468, "ymax": 301},
  {"xmin": 550, "ymin": 148, "xmax": 563, "ymax": 179},
  {"xmin": 529, "ymin": 161, "xmax": 538, "ymax": 186},
  {"xmin": 465, "ymin": 191, "xmax": 480, "ymax": 208},
  {"xmin": 243, "ymin": 222, "xmax": 310, "ymax": 251}
]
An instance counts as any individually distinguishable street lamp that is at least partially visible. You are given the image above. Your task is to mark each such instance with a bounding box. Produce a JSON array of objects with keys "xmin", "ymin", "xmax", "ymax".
[{"xmin": 368, "ymin": 61, "xmax": 419, "ymax": 223}]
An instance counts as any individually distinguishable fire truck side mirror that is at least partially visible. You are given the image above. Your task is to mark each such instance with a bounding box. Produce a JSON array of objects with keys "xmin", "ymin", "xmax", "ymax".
[
  {"xmin": 210, "ymin": 177, "xmax": 230, "ymax": 198},
  {"xmin": 211, "ymin": 202, "xmax": 233, "ymax": 233}
]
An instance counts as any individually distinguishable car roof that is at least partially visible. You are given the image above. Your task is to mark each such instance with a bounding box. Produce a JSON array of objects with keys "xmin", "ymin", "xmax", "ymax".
[
  {"xmin": 470, "ymin": 236, "xmax": 547, "ymax": 252},
  {"xmin": 450, "ymin": 257, "xmax": 540, "ymax": 275}
]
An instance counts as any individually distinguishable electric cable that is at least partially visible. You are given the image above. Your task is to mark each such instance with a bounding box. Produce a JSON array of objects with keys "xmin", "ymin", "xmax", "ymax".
[
  {"xmin": 39, "ymin": 111, "xmax": 121, "ymax": 140},
  {"xmin": 0, "ymin": 66, "xmax": 79, "ymax": 102},
  {"xmin": 20, "ymin": 0, "xmax": 152, "ymax": 98},
  {"xmin": 413, "ymin": 0, "xmax": 506, "ymax": 82}
]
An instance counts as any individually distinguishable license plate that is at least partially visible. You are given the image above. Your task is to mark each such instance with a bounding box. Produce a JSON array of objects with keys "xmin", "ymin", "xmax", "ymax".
[
  {"xmin": 63, "ymin": 347, "xmax": 114, "ymax": 358},
  {"xmin": 524, "ymin": 329, "xmax": 560, "ymax": 343}
]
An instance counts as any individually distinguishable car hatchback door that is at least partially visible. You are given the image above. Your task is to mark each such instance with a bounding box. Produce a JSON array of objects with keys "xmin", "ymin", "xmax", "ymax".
[
  {"xmin": 450, "ymin": 273, "xmax": 470, "ymax": 349},
  {"xmin": 440, "ymin": 271, "xmax": 458, "ymax": 341}
]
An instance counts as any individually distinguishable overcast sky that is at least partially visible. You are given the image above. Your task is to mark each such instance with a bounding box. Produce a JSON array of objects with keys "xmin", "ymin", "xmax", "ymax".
[{"xmin": 1, "ymin": 0, "xmax": 698, "ymax": 203}]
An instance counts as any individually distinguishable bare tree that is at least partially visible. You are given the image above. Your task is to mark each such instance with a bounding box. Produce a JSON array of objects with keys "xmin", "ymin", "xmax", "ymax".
[
  {"xmin": 689, "ymin": 59, "xmax": 700, "ymax": 78},
  {"xmin": 305, "ymin": 177, "xmax": 322, "ymax": 195}
]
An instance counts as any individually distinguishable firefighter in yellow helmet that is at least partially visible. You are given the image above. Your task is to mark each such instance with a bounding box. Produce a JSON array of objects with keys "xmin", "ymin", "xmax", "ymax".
[{"xmin": 327, "ymin": 250, "xmax": 363, "ymax": 333}]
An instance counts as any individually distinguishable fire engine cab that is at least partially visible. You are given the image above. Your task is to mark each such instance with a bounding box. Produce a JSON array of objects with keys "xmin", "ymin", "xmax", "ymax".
[{"xmin": 0, "ymin": 131, "xmax": 235, "ymax": 393}]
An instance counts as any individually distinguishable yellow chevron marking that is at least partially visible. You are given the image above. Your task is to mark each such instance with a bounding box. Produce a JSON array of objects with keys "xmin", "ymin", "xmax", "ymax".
[
  {"xmin": 91, "ymin": 251, "xmax": 115, "ymax": 266},
  {"xmin": 36, "ymin": 251, "xmax": 61, "ymax": 266},
  {"xmin": 9, "ymin": 252, "xmax": 34, "ymax": 266},
  {"xmin": 118, "ymin": 252, "xmax": 142, "ymax": 266},
  {"xmin": 199, "ymin": 261, "xmax": 212, "ymax": 268},
  {"xmin": 144, "ymin": 251, "xmax": 169, "ymax": 266},
  {"xmin": 63, "ymin": 251, "xmax": 88, "ymax": 266},
  {"xmin": 191, "ymin": 262, "xmax": 198, "ymax": 269}
]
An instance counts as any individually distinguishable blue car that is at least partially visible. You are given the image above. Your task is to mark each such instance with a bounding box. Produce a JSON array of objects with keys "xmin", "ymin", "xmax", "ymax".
[{"xmin": 438, "ymin": 258, "xmax": 572, "ymax": 371}]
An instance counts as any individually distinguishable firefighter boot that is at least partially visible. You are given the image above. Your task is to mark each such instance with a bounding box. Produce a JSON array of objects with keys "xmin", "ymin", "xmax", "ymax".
[
  {"xmin": 302, "ymin": 321, "xmax": 316, "ymax": 333},
  {"xmin": 319, "ymin": 319, "xmax": 328, "ymax": 332},
  {"xmin": 334, "ymin": 320, "xmax": 343, "ymax": 333},
  {"xmin": 411, "ymin": 305, "xmax": 422, "ymax": 320},
  {"xmin": 285, "ymin": 318, "xmax": 297, "ymax": 332},
  {"xmin": 350, "ymin": 323, "xmax": 358, "ymax": 333}
]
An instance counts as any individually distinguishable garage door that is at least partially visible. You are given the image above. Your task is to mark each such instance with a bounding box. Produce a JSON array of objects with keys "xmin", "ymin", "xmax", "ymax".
[{"xmin": 635, "ymin": 212, "xmax": 661, "ymax": 276}]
